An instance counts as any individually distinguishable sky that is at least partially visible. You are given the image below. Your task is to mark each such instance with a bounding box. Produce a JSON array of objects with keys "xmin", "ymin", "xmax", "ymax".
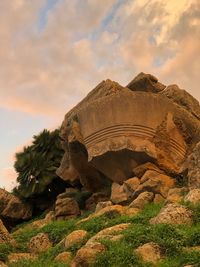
[{"xmin": 0, "ymin": 0, "xmax": 200, "ymax": 191}]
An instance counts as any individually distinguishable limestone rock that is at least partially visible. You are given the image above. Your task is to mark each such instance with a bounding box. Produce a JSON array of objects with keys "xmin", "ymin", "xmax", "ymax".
[
  {"xmin": 0, "ymin": 189, "xmax": 32, "ymax": 222},
  {"xmin": 95, "ymin": 201, "xmax": 112, "ymax": 213},
  {"xmin": 127, "ymin": 72, "xmax": 166, "ymax": 93},
  {"xmin": 135, "ymin": 242, "xmax": 162, "ymax": 264},
  {"xmin": 72, "ymin": 242, "xmax": 106, "ymax": 267},
  {"xmin": 150, "ymin": 203, "xmax": 193, "ymax": 224},
  {"xmin": 64, "ymin": 230, "xmax": 88, "ymax": 249},
  {"xmin": 86, "ymin": 223, "xmax": 129, "ymax": 245},
  {"xmin": 133, "ymin": 162, "xmax": 164, "ymax": 178},
  {"xmin": 111, "ymin": 183, "xmax": 129, "ymax": 204},
  {"xmin": 55, "ymin": 197, "xmax": 80, "ymax": 219},
  {"xmin": 129, "ymin": 192, "xmax": 154, "ymax": 209},
  {"xmin": 134, "ymin": 170, "xmax": 175, "ymax": 198},
  {"xmin": 161, "ymin": 84, "xmax": 200, "ymax": 119},
  {"xmin": 183, "ymin": 142, "xmax": 200, "ymax": 189},
  {"xmin": 0, "ymin": 219, "xmax": 12, "ymax": 244},
  {"xmin": 55, "ymin": 251, "xmax": 72, "ymax": 264},
  {"xmin": 123, "ymin": 177, "xmax": 140, "ymax": 196},
  {"xmin": 85, "ymin": 192, "xmax": 109, "ymax": 211},
  {"xmin": 184, "ymin": 189, "xmax": 200, "ymax": 205},
  {"xmin": 166, "ymin": 187, "xmax": 187, "ymax": 203},
  {"xmin": 28, "ymin": 233, "xmax": 52, "ymax": 254},
  {"xmin": 8, "ymin": 253, "xmax": 36, "ymax": 263},
  {"xmin": 154, "ymin": 194, "xmax": 165, "ymax": 203}
]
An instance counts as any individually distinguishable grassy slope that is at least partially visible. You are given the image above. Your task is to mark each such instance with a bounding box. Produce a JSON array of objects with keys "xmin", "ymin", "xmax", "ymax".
[{"xmin": 0, "ymin": 202, "xmax": 199, "ymax": 267}]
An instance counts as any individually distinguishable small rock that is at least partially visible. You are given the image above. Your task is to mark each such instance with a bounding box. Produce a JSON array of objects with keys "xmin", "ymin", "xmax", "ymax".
[
  {"xmin": 0, "ymin": 261, "xmax": 7, "ymax": 267},
  {"xmin": 55, "ymin": 251, "xmax": 72, "ymax": 264},
  {"xmin": 150, "ymin": 203, "xmax": 193, "ymax": 224},
  {"xmin": 8, "ymin": 253, "xmax": 36, "ymax": 263},
  {"xmin": 123, "ymin": 177, "xmax": 140, "ymax": 196},
  {"xmin": 184, "ymin": 189, "xmax": 200, "ymax": 205},
  {"xmin": 85, "ymin": 193, "xmax": 109, "ymax": 211},
  {"xmin": 72, "ymin": 242, "xmax": 106, "ymax": 267},
  {"xmin": 95, "ymin": 201, "xmax": 112, "ymax": 213},
  {"xmin": 111, "ymin": 183, "xmax": 129, "ymax": 204},
  {"xmin": 166, "ymin": 187, "xmax": 187, "ymax": 203},
  {"xmin": 64, "ymin": 230, "xmax": 88, "ymax": 249},
  {"xmin": 135, "ymin": 242, "xmax": 162, "ymax": 264},
  {"xmin": 129, "ymin": 192, "xmax": 154, "ymax": 209},
  {"xmin": 28, "ymin": 233, "xmax": 52, "ymax": 254}
]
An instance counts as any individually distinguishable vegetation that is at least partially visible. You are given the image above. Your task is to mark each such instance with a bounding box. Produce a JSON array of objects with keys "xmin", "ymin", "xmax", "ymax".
[
  {"xmin": 2, "ymin": 202, "xmax": 198, "ymax": 267},
  {"xmin": 13, "ymin": 129, "xmax": 64, "ymax": 199}
]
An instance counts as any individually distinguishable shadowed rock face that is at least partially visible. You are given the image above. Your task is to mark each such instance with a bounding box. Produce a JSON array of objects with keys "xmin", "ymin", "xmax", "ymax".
[{"xmin": 57, "ymin": 73, "xmax": 200, "ymax": 192}]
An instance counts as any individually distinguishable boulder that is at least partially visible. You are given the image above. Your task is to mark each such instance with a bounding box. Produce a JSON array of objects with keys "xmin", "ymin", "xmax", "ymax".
[
  {"xmin": 129, "ymin": 192, "xmax": 154, "ymax": 209},
  {"xmin": 134, "ymin": 170, "xmax": 175, "ymax": 198},
  {"xmin": 183, "ymin": 142, "xmax": 200, "ymax": 189},
  {"xmin": 110, "ymin": 183, "xmax": 129, "ymax": 204},
  {"xmin": 0, "ymin": 261, "xmax": 7, "ymax": 267},
  {"xmin": 7, "ymin": 253, "xmax": 36, "ymax": 263},
  {"xmin": 0, "ymin": 189, "xmax": 32, "ymax": 223},
  {"xmin": 127, "ymin": 72, "xmax": 166, "ymax": 93},
  {"xmin": 166, "ymin": 187, "xmax": 187, "ymax": 203},
  {"xmin": 95, "ymin": 201, "xmax": 112, "ymax": 213},
  {"xmin": 133, "ymin": 162, "xmax": 164, "ymax": 178},
  {"xmin": 64, "ymin": 230, "xmax": 88, "ymax": 249},
  {"xmin": 150, "ymin": 203, "xmax": 193, "ymax": 224},
  {"xmin": 55, "ymin": 251, "xmax": 72, "ymax": 264},
  {"xmin": 135, "ymin": 242, "xmax": 162, "ymax": 264},
  {"xmin": 72, "ymin": 242, "xmax": 106, "ymax": 267},
  {"xmin": 0, "ymin": 219, "xmax": 12, "ymax": 244},
  {"xmin": 154, "ymin": 194, "xmax": 165, "ymax": 203},
  {"xmin": 28, "ymin": 233, "xmax": 52, "ymax": 254},
  {"xmin": 184, "ymin": 189, "xmax": 200, "ymax": 205},
  {"xmin": 86, "ymin": 223, "xmax": 130, "ymax": 245},
  {"xmin": 85, "ymin": 192, "xmax": 109, "ymax": 211},
  {"xmin": 55, "ymin": 197, "xmax": 80, "ymax": 219},
  {"xmin": 123, "ymin": 177, "xmax": 140, "ymax": 197}
]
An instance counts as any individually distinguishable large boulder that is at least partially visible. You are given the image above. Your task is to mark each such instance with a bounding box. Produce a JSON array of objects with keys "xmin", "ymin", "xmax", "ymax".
[
  {"xmin": 0, "ymin": 189, "xmax": 32, "ymax": 225},
  {"xmin": 57, "ymin": 73, "xmax": 200, "ymax": 193},
  {"xmin": 55, "ymin": 196, "xmax": 80, "ymax": 220}
]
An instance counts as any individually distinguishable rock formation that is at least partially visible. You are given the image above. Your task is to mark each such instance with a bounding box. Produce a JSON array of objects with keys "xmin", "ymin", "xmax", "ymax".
[{"xmin": 57, "ymin": 72, "xmax": 200, "ymax": 197}]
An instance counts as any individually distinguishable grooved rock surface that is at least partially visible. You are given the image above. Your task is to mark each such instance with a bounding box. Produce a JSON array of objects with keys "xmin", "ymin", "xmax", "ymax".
[{"xmin": 150, "ymin": 203, "xmax": 193, "ymax": 225}]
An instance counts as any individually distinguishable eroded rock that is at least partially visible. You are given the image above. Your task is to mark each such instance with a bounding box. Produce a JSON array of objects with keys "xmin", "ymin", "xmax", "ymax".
[
  {"xmin": 184, "ymin": 189, "xmax": 200, "ymax": 205},
  {"xmin": 28, "ymin": 233, "xmax": 52, "ymax": 254},
  {"xmin": 129, "ymin": 192, "xmax": 154, "ymax": 209},
  {"xmin": 55, "ymin": 197, "xmax": 80, "ymax": 219},
  {"xmin": 55, "ymin": 252, "xmax": 72, "ymax": 264},
  {"xmin": 135, "ymin": 242, "xmax": 162, "ymax": 264},
  {"xmin": 111, "ymin": 183, "xmax": 129, "ymax": 204},
  {"xmin": 64, "ymin": 230, "xmax": 88, "ymax": 249}
]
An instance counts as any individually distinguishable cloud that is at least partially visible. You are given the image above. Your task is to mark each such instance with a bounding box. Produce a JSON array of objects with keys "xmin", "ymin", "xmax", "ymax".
[
  {"xmin": 0, "ymin": 0, "xmax": 199, "ymax": 118},
  {"xmin": 0, "ymin": 167, "xmax": 17, "ymax": 191}
]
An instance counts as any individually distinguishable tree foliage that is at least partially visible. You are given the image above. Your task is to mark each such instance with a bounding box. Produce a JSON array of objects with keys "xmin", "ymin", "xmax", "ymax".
[{"xmin": 13, "ymin": 129, "xmax": 64, "ymax": 198}]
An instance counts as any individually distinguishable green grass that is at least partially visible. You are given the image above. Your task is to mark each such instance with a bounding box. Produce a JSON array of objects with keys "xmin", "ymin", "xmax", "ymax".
[{"xmin": 0, "ymin": 242, "xmax": 15, "ymax": 261}]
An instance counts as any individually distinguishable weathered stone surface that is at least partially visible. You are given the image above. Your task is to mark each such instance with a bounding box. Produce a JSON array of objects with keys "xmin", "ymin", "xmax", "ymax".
[
  {"xmin": 135, "ymin": 242, "xmax": 162, "ymax": 264},
  {"xmin": 183, "ymin": 142, "xmax": 200, "ymax": 189},
  {"xmin": 123, "ymin": 177, "xmax": 140, "ymax": 196},
  {"xmin": 134, "ymin": 170, "xmax": 175, "ymax": 198},
  {"xmin": 150, "ymin": 203, "xmax": 193, "ymax": 224},
  {"xmin": 55, "ymin": 252, "xmax": 72, "ymax": 264},
  {"xmin": 111, "ymin": 183, "xmax": 129, "ymax": 204},
  {"xmin": 0, "ymin": 261, "xmax": 7, "ymax": 267},
  {"xmin": 129, "ymin": 192, "xmax": 154, "ymax": 209},
  {"xmin": 0, "ymin": 189, "xmax": 32, "ymax": 222},
  {"xmin": 28, "ymin": 233, "xmax": 52, "ymax": 254},
  {"xmin": 8, "ymin": 253, "xmax": 36, "ymax": 263},
  {"xmin": 184, "ymin": 189, "xmax": 200, "ymax": 205},
  {"xmin": 166, "ymin": 187, "xmax": 187, "ymax": 203},
  {"xmin": 64, "ymin": 230, "xmax": 88, "ymax": 249},
  {"xmin": 55, "ymin": 197, "xmax": 80, "ymax": 219},
  {"xmin": 85, "ymin": 192, "xmax": 109, "ymax": 211},
  {"xmin": 127, "ymin": 72, "xmax": 166, "ymax": 93},
  {"xmin": 161, "ymin": 84, "xmax": 200, "ymax": 120},
  {"xmin": 72, "ymin": 242, "xmax": 106, "ymax": 267},
  {"xmin": 133, "ymin": 162, "xmax": 164, "ymax": 178},
  {"xmin": 154, "ymin": 194, "xmax": 165, "ymax": 203},
  {"xmin": 86, "ymin": 223, "xmax": 130, "ymax": 245},
  {"xmin": 95, "ymin": 201, "xmax": 112, "ymax": 213},
  {"xmin": 0, "ymin": 219, "xmax": 12, "ymax": 244}
]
